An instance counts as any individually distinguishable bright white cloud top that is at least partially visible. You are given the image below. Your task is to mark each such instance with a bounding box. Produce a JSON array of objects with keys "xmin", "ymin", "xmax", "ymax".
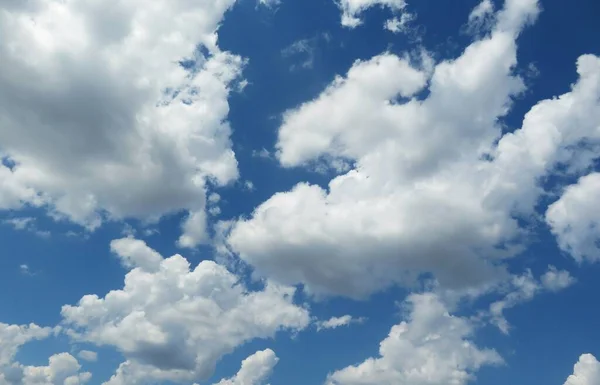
[{"xmin": 564, "ymin": 354, "xmax": 600, "ymax": 385}]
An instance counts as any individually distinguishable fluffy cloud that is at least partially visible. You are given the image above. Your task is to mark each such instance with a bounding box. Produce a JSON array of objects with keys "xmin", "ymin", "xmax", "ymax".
[
  {"xmin": 0, "ymin": 323, "xmax": 89, "ymax": 385},
  {"xmin": 61, "ymin": 238, "xmax": 309, "ymax": 384},
  {"xmin": 336, "ymin": 0, "xmax": 407, "ymax": 28},
  {"xmin": 564, "ymin": 354, "xmax": 600, "ymax": 385},
  {"xmin": 227, "ymin": 0, "xmax": 600, "ymax": 299},
  {"xmin": 0, "ymin": 0, "xmax": 244, "ymax": 246},
  {"xmin": 546, "ymin": 173, "xmax": 600, "ymax": 262},
  {"xmin": 0, "ymin": 353, "xmax": 92, "ymax": 385},
  {"xmin": 325, "ymin": 293, "xmax": 502, "ymax": 385},
  {"xmin": 316, "ymin": 315, "xmax": 365, "ymax": 331},
  {"xmin": 212, "ymin": 349, "xmax": 278, "ymax": 385},
  {"xmin": 0, "ymin": 323, "xmax": 52, "ymax": 367}
]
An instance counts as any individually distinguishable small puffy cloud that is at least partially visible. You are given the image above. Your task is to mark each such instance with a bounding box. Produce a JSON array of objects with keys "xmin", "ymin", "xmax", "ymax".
[
  {"xmin": 0, "ymin": 0, "xmax": 244, "ymax": 246},
  {"xmin": 77, "ymin": 351, "xmax": 98, "ymax": 363},
  {"xmin": 488, "ymin": 267, "xmax": 575, "ymax": 334},
  {"xmin": 542, "ymin": 266, "xmax": 577, "ymax": 292},
  {"xmin": 546, "ymin": 173, "xmax": 600, "ymax": 263},
  {"xmin": 564, "ymin": 354, "xmax": 600, "ymax": 385},
  {"xmin": 336, "ymin": 0, "xmax": 407, "ymax": 28},
  {"xmin": 325, "ymin": 293, "xmax": 502, "ymax": 385},
  {"xmin": 212, "ymin": 349, "xmax": 278, "ymax": 385},
  {"xmin": 316, "ymin": 315, "xmax": 365, "ymax": 331},
  {"xmin": 384, "ymin": 12, "xmax": 415, "ymax": 34},
  {"xmin": 110, "ymin": 238, "xmax": 163, "ymax": 272},
  {"xmin": 61, "ymin": 239, "xmax": 310, "ymax": 384}
]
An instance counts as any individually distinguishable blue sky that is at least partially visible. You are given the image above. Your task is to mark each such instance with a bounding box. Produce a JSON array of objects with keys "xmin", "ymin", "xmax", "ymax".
[{"xmin": 1, "ymin": 0, "xmax": 600, "ymax": 384}]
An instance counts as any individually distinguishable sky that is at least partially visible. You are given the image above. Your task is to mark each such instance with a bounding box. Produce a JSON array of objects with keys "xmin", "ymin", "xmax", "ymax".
[{"xmin": 0, "ymin": 0, "xmax": 599, "ymax": 384}]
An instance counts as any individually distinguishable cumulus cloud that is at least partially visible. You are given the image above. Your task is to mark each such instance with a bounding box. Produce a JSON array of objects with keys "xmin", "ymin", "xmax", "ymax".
[
  {"xmin": 0, "ymin": 0, "xmax": 244, "ymax": 246},
  {"xmin": 546, "ymin": 173, "xmax": 600, "ymax": 263},
  {"xmin": 212, "ymin": 349, "xmax": 278, "ymax": 385},
  {"xmin": 316, "ymin": 315, "xmax": 365, "ymax": 331},
  {"xmin": 226, "ymin": 0, "xmax": 600, "ymax": 299},
  {"xmin": 0, "ymin": 323, "xmax": 53, "ymax": 367},
  {"xmin": 0, "ymin": 323, "xmax": 89, "ymax": 385},
  {"xmin": 564, "ymin": 354, "xmax": 600, "ymax": 385},
  {"xmin": 325, "ymin": 293, "xmax": 502, "ymax": 385},
  {"xmin": 336, "ymin": 0, "xmax": 407, "ymax": 28},
  {"xmin": 61, "ymin": 239, "xmax": 309, "ymax": 384}
]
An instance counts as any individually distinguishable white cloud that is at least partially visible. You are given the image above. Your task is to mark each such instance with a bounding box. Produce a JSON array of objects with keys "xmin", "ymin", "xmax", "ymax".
[
  {"xmin": 61, "ymin": 239, "xmax": 310, "ymax": 385},
  {"xmin": 212, "ymin": 349, "xmax": 278, "ymax": 385},
  {"xmin": 226, "ymin": 0, "xmax": 600, "ymax": 299},
  {"xmin": 384, "ymin": 12, "xmax": 415, "ymax": 34},
  {"xmin": 546, "ymin": 173, "xmax": 600, "ymax": 263},
  {"xmin": 76, "ymin": 351, "xmax": 97, "ymax": 363},
  {"xmin": 0, "ymin": 0, "xmax": 244, "ymax": 246},
  {"xmin": 486, "ymin": 267, "xmax": 574, "ymax": 334},
  {"xmin": 110, "ymin": 237, "xmax": 163, "ymax": 272},
  {"xmin": 336, "ymin": 0, "xmax": 407, "ymax": 28},
  {"xmin": 14, "ymin": 353, "xmax": 91, "ymax": 385},
  {"xmin": 226, "ymin": 0, "xmax": 554, "ymax": 298},
  {"xmin": 258, "ymin": 0, "xmax": 281, "ymax": 8},
  {"xmin": 316, "ymin": 315, "xmax": 365, "ymax": 331},
  {"xmin": 564, "ymin": 354, "xmax": 600, "ymax": 385},
  {"xmin": 2, "ymin": 217, "xmax": 50, "ymax": 238},
  {"xmin": 325, "ymin": 293, "xmax": 502, "ymax": 385},
  {"xmin": 0, "ymin": 323, "xmax": 89, "ymax": 385},
  {"xmin": 0, "ymin": 323, "xmax": 52, "ymax": 367}
]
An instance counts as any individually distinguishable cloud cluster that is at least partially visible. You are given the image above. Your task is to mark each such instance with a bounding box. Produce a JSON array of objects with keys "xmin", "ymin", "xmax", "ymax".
[
  {"xmin": 326, "ymin": 293, "xmax": 502, "ymax": 385},
  {"xmin": 227, "ymin": 0, "xmax": 600, "ymax": 299},
  {"xmin": 0, "ymin": 0, "xmax": 244, "ymax": 245},
  {"xmin": 61, "ymin": 238, "xmax": 309, "ymax": 384},
  {"xmin": 0, "ymin": 323, "xmax": 90, "ymax": 385}
]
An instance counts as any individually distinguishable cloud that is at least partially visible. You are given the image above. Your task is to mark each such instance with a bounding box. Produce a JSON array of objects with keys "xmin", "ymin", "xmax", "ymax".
[
  {"xmin": 564, "ymin": 354, "xmax": 600, "ymax": 385},
  {"xmin": 212, "ymin": 349, "xmax": 278, "ymax": 385},
  {"xmin": 384, "ymin": 12, "xmax": 415, "ymax": 34},
  {"xmin": 2, "ymin": 217, "xmax": 50, "ymax": 238},
  {"xmin": 281, "ymin": 38, "xmax": 319, "ymax": 71},
  {"xmin": 226, "ymin": 0, "xmax": 549, "ymax": 298},
  {"xmin": 336, "ymin": 0, "xmax": 407, "ymax": 28},
  {"xmin": 226, "ymin": 0, "xmax": 600, "ymax": 299},
  {"xmin": 0, "ymin": 323, "xmax": 53, "ymax": 367},
  {"xmin": 0, "ymin": 323, "xmax": 89, "ymax": 385},
  {"xmin": 0, "ymin": 0, "xmax": 244, "ymax": 246},
  {"xmin": 3, "ymin": 353, "xmax": 92, "ymax": 385},
  {"xmin": 325, "ymin": 293, "xmax": 502, "ymax": 385},
  {"xmin": 61, "ymin": 239, "xmax": 310, "ymax": 384},
  {"xmin": 546, "ymin": 173, "xmax": 600, "ymax": 263},
  {"xmin": 77, "ymin": 351, "xmax": 98, "ymax": 363},
  {"xmin": 316, "ymin": 315, "xmax": 365, "ymax": 331},
  {"xmin": 487, "ymin": 267, "xmax": 575, "ymax": 334}
]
